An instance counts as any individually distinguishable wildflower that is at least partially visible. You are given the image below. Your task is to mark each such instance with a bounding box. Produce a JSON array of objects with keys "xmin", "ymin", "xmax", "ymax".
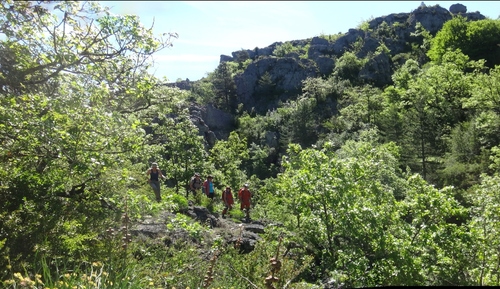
[{"xmin": 13, "ymin": 272, "xmax": 23, "ymax": 280}]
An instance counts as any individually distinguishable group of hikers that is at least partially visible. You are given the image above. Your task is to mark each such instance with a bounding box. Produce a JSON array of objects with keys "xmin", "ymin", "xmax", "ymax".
[
  {"xmin": 146, "ymin": 163, "xmax": 253, "ymax": 220},
  {"xmin": 189, "ymin": 172, "xmax": 253, "ymax": 220}
]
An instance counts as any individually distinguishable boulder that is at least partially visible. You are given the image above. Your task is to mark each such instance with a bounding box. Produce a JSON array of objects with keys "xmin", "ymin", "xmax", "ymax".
[
  {"xmin": 243, "ymin": 223, "xmax": 265, "ymax": 234},
  {"xmin": 449, "ymin": 3, "xmax": 467, "ymax": 14},
  {"xmin": 230, "ymin": 230, "xmax": 261, "ymax": 253},
  {"xmin": 186, "ymin": 206, "xmax": 219, "ymax": 228}
]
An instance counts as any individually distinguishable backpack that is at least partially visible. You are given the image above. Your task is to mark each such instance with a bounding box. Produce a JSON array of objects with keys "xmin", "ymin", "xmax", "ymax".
[{"xmin": 190, "ymin": 177, "xmax": 202, "ymax": 189}]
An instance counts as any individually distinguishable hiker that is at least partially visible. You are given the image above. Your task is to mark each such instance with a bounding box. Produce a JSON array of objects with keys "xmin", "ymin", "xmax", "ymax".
[
  {"xmin": 146, "ymin": 162, "xmax": 166, "ymax": 202},
  {"xmin": 189, "ymin": 172, "xmax": 203, "ymax": 201},
  {"xmin": 202, "ymin": 175, "xmax": 215, "ymax": 200},
  {"xmin": 221, "ymin": 186, "xmax": 234, "ymax": 218},
  {"xmin": 238, "ymin": 183, "xmax": 252, "ymax": 220}
]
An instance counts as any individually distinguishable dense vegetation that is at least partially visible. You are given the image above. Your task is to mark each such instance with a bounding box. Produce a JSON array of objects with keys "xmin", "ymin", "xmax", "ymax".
[{"xmin": 2, "ymin": 1, "xmax": 500, "ymax": 288}]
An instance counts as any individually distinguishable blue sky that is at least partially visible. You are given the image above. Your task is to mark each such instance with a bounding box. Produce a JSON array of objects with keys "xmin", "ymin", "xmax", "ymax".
[{"xmin": 98, "ymin": 1, "xmax": 499, "ymax": 82}]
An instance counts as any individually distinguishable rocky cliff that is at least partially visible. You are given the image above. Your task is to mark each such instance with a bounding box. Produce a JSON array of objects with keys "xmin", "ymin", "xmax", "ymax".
[
  {"xmin": 221, "ymin": 3, "xmax": 484, "ymax": 114},
  {"xmin": 168, "ymin": 3, "xmax": 486, "ymax": 145}
]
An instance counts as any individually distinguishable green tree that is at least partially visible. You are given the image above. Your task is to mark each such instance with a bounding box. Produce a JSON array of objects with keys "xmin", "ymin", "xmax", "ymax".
[
  {"xmin": 382, "ymin": 51, "xmax": 475, "ymax": 182},
  {"xmin": 261, "ymin": 130, "xmax": 469, "ymax": 286},
  {"xmin": 428, "ymin": 17, "xmax": 500, "ymax": 67},
  {"xmin": 277, "ymin": 96, "xmax": 318, "ymax": 148},
  {"xmin": 465, "ymin": 174, "xmax": 500, "ymax": 285},
  {"xmin": 255, "ymin": 71, "xmax": 277, "ymax": 97},
  {"xmin": 335, "ymin": 85, "xmax": 384, "ymax": 134},
  {"xmin": 152, "ymin": 113, "xmax": 207, "ymax": 194},
  {"xmin": 264, "ymin": 131, "xmax": 404, "ymax": 284},
  {"xmin": 212, "ymin": 61, "xmax": 237, "ymax": 112},
  {"xmin": 207, "ymin": 131, "xmax": 249, "ymax": 190},
  {"xmin": 0, "ymin": 0, "xmax": 177, "ymax": 278},
  {"xmin": 332, "ymin": 51, "xmax": 367, "ymax": 84}
]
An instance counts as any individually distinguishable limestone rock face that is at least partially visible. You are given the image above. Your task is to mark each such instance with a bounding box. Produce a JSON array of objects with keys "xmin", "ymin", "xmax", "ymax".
[
  {"xmin": 234, "ymin": 56, "xmax": 317, "ymax": 114},
  {"xmin": 188, "ymin": 103, "xmax": 234, "ymax": 148},
  {"xmin": 359, "ymin": 52, "xmax": 393, "ymax": 87},
  {"xmin": 408, "ymin": 5, "xmax": 453, "ymax": 34},
  {"xmin": 167, "ymin": 3, "xmax": 487, "ymax": 141}
]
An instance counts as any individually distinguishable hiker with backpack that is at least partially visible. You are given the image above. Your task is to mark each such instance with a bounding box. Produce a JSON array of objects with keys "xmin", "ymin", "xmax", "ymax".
[
  {"xmin": 202, "ymin": 175, "xmax": 215, "ymax": 200},
  {"xmin": 238, "ymin": 183, "xmax": 252, "ymax": 221},
  {"xmin": 146, "ymin": 162, "xmax": 166, "ymax": 202},
  {"xmin": 221, "ymin": 186, "xmax": 234, "ymax": 218},
  {"xmin": 188, "ymin": 172, "xmax": 203, "ymax": 203}
]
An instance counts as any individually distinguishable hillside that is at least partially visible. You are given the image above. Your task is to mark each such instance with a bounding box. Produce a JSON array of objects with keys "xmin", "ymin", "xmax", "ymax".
[{"xmin": 2, "ymin": 1, "xmax": 500, "ymax": 288}]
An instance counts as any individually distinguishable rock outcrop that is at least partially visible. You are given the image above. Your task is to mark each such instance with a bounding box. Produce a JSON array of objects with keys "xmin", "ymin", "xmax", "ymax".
[
  {"xmin": 188, "ymin": 103, "xmax": 235, "ymax": 147},
  {"xmin": 169, "ymin": 3, "xmax": 486, "ymax": 141},
  {"xmin": 228, "ymin": 3, "xmax": 485, "ymax": 114},
  {"xmin": 450, "ymin": 3, "xmax": 467, "ymax": 14},
  {"xmin": 130, "ymin": 204, "xmax": 267, "ymax": 254},
  {"xmin": 234, "ymin": 56, "xmax": 317, "ymax": 113}
]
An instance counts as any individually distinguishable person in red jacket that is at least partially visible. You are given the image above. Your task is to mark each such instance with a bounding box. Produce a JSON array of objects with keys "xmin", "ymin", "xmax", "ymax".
[
  {"xmin": 238, "ymin": 183, "xmax": 252, "ymax": 221},
  {"xmin": 221, "ymin": 186, "xmax": 234, "ymax": 218}
]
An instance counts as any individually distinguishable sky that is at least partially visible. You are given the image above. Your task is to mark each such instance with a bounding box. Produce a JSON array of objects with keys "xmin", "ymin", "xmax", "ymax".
[{"xmin": 97, "ymin": 1, "xmax": 499, "ymax": 82}]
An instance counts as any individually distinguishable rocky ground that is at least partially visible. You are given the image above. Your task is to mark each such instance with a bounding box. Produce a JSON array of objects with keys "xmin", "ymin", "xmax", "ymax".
[{"xmin": 129, "ymin": 200, "xmax": 269, "ymax": 254}]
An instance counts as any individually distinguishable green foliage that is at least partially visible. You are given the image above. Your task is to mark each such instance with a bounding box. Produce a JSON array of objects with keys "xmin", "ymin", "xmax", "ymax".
[
  {"xmin": 375, "ymin": 42, "xmax": 391, "ymax": 56},
  {"xmin": 273, "ymin": 41, "xmax": 309, "ymax": 58},
  {"xmin": 0, "ymin": 0, "xmax": 180, "ymax": 281},
  {"xmin": 167, "ymin": 213, "xmax": 206, "ymax": 239},
  {"xmin": 190, "ymin": 78, "xmax": 217, "ymax": 103},
  {"xmin": 256, "ymin": 71, "xmax": 277, "ymax": 97},
  {"xmin": 262, "ymin": 132, "xmax": 404, "ymax": 284},
  {"xmin": 411, "ymin": 22, "xmax": 433, "ymax": 53},
  {"xmin": 381, "ymin": 50, "xmax": 477, "ymax": 183},
  {"xmin": 208, "ymin": 131, "xmax": 250, "ymax": 189},
  {"xmin": 335, "ymin": 85, "xmax": 385, "ymax": 134},
  {"xmin": 210, "ymin": 232, "xmax": 314, "ymax": 288},
  {"xmin": 465, "ymin": 174, "xmax": 500, "ymax": 285},
  {"xmin": 428, "ymin": 17, "xmax": 500, "ymax": 67},
  {"xmin": 332, "ymin": 51, "xmax": 367, "ymax": 83},
  {"xmin": 374, "ymin": 21, "xmax": 392, "ymax": 38},
  {"xmin": 5, "ymin": 0, "xmax": 500, "ymax": 287},
  {"xmin": 357, "ymin": 19, "xmax": 373, "ymax": 32},
  {"xmin": 258, "ymin": 130, "xmax": 471, "ymax": 286},
  {"xmin": 212, "ymin": 62, "xmax": 238, "ymax": 111},
  {"xmin": 151, "ymin": 113, "xmax": 207, "ymax": 193},
  {"xmin": 276, "ymin": 96, "xmax": 318, "ymax": 148},
  {"xmin": 302, "ymin": 75, "xmax": 349, "ymax": 103},
  {"xmin": 319, "ymin": 32, "xmax": 344, "ymax": 42}
]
